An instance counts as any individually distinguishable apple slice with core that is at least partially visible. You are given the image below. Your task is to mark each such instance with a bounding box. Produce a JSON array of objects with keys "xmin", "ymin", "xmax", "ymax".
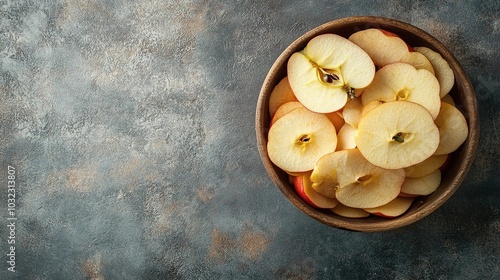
[
  {"xmin": 348, "ymin": 28, "xmax": 435, "ymax": 74},
  {"xmin": 361, "ymin": 62, "xmax": 441, "ymax": 119},
  {"xmin": 310, "ymin": 152, "xmax": 340, "ymax": 198},
  {"xmin": 434, "ymin": 102, "xmax": 469, "ymax": 155},
  {"xmin": 311, "ymin": 149, "xmax": 405, "ymax": 209},
  {"xmin": 364, "ymin": 196, "xmax": 415, "ymax": 218},
  {"xmin": 414, "ymin": 46, "xmax": 455, "ymax": 98},
  {"xmin": 268, "ymin": 77, "xmax": 298, "ymax": 117},
  {"xmin": 294, "ymin": 172, "xmax": 339, "ymax": 208},
  {"xmin": 400, "ymin": 169, "xmax": 442, "ymax": 196},
  {"xmin": 331, "ymin": 203, "xmax": 370, "ymax": 218},
  {"xmin": 287, "ymin": 34, "xmax": 375, "ymax": 113},
  {"xmin": 404, "ymin": 154, "xmax": 448, "ymax": 178},
  {"xmin": 310, "ymin": 175, "xmax": 337, "ymax": 199},
  {"xmin": 356, "ymin": 101, "xmax": 440, "ymax": 169},
  {"xmin": 267, "ymin": 107, "xmax": 337, "ymax": 173}
]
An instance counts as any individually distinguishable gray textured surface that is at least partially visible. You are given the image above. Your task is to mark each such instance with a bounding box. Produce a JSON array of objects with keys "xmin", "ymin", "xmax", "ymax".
[{"xmin": 1, "ymin": 0, "xmax": 499, "ymax": 279}]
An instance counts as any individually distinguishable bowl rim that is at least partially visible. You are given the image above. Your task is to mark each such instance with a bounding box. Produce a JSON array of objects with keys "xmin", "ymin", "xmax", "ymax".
[{"xmin": 255, "ymin": 16, "xmax": 480, "ymax": 232}]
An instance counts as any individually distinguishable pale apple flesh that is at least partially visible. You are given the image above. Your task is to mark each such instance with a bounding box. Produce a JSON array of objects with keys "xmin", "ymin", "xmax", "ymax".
[
  {"xmin": 287, "ymin": 34, "xmax": 375, "ymax": 113},
  {"xmin": 325, "ymin": 111, "xmax": 345, "ymax": 132},
  {"xmin": 364, "ymin": 197, "xmax": 415, "ymax": 218},
  {"xmin": 433, "ymin": 102, "xmax": 469, "ymax": 155},
  {"xmin": 356, "ymin": 101, "xmax": 440, "ymax": 169},
  {"xmin": 310, "ymin": 153, "xmax": 340, "ymax": 198},
  {"xmin": 331, "ymin": 203, "xmax": 370, "ymax": 218},
  {"xmin": 267, "ymin": 107, "xmax": 337, "ymax": 173},
  {"xmin": 294, "ymin": 172, "xmax": 339, "ymax": 209},
  {"xmin": 288, "ymin": 52, "xmax": 348, "ymax": 113},
  {"xmin": 400, "ymin": 169, "xmax": 442, "ymax": 196},
  {"xmin": 361, "ymin": 100, "xmax": 385, "ymax": 117},
  {"xmin": 302, "ymin": 34, "xmax": 376, "ymax": 89},
  {"xmin": 336, "ymin": 123, "xmax": 357, "ymax": 151},
  {"xmin": 270, "ymin": 101, "xmax": 304, "ymax": 125},
  {"xmin": 268, "ymin": 76, "xmax": 298, "ymax": 117},
  {"xmin": 414, "ymin": 46, "xmax": 455, "ymax": 98},
  {"xmin": 348, "ymin": 28, "xmax": 435, "ymax": 75},
  {"xmin": 361, "ymin": 62, "xmax": 441, "ymax": 120},
  {"xmin": 342, "ymin": 97, "xmax": 363, "ymax": 128},
  {"xmin": 311, "ymin": 149, "xmax": 405, "ymax": 209},
  {"xmin": 404, "ymin": 154, "xmax": 448, "ymax": 178}
]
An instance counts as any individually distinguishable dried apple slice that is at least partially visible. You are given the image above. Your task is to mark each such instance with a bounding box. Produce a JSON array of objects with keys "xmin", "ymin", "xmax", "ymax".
[
  {"xmin": 361, "ymin": 100, "xmax": 385, "ymax": 116},
  {"xmin": 325, "ymin": 111, "xmax": 345, "ymax": 132},
  {"xmin": 270, "ymin": 101, "xmax": 304, "ymax": 125},
  {"xmin": 361, "ymin": 62, "xmax": 441, "ymax": 119},
  {"xmin": 349, "ymin": 28, "xmax": 435, "ymax": 74},
  {"xmin": 434, "ymin": 102, "xmax": 469, "ymax": 155},
  {"xmin": 310, "ymin": 149, "xmax": 405, "ymax": 209},
  {"xmin": 441, "ymin": 94, "xmax": 456, "ymax": 106},
  {"xmin": 268, "ymin": 77, "xmax": 298, "ymax": 117},
  {"xmin": 355, "ymin": 101, "xmax": 440, "ymax": 169},
  {"xmin": 404, "ymin": 154, "xmax": 448, "ymax": 178},
  {"xmin": 400, "ymin": 169, "xmax": 442, "ymax": 196},
  {"xmin": 267, "ymin": 107, "xmax": 337, "ymax": 173},
  {"xmin": 414, "ymin": 46, "xmax": 455, "ymax": 98},
  {"xmin": 294, "ymin": 171, "xmax": 339, "ymax": 208},
  {"xmin": 336, "ymin": 123, "xmax": 357, "ymax": 151},
  {"xmin": 287, "ymin": 34, "xmax": 375, "ymax": 113},
  {"xmin": 342, "ymin": 97, "xmax": 363, "ymax": 128},
  {"xmin": 364, "ymin": 196, "xmax": 415, "ymax": 218},
  {"xmin": 332, "ymin": 203, "xmax": 370, "ymax": 218}
]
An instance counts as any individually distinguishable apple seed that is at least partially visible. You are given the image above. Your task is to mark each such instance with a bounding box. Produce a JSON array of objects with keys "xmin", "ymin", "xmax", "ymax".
[
  {"xmin": 297, "ymin": 134, "xmax": 311, "ymax": 143},
  {"xmin": 392, "ymin": 132, "xmax": 405, "ymax": 143},
  {"xmin": 316, "ymin": 66, "xmax": 340, "ymax": 84},
  {"xmin": 322, "ymin": 72, "xmax": 340, "ymax": 83}
]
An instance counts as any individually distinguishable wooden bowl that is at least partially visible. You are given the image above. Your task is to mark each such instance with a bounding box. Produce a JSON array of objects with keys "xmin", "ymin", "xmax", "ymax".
[{"xmin": 255, "ymin": 16, "xmax": 479, "ymax": 232}]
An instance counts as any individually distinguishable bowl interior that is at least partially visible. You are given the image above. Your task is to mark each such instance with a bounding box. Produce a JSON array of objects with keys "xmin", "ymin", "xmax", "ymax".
[{"xmin": 256, "ymin": 16, "xmax": 479, "ymax": 232}]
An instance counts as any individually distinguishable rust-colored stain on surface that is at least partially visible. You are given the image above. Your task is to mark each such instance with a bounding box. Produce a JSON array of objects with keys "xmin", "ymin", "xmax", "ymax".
[
  {"xmin": 197, "ymin": 187, "xmax": 214, "ymax": 202},
  {"xmin": 208, "ymin": 228, "xmax": 237, "ymax": 263},
  {"xmin": 239, "ymin": 227, "xmax": 269, "ymax": 260},
  {"xmin": 66, "ymin": 166, "xmax": 98, "ymax": 192},
  {"xmin": 208, "ymin": 225, "xmax": 271, "ymax": 263},
  {"xmin": 143, "ymin": 191, "xmax": 179, "ymax": 238},
  {"xmin": 80, "ymin": 253, "xmax": 104, "ymax": 280}
]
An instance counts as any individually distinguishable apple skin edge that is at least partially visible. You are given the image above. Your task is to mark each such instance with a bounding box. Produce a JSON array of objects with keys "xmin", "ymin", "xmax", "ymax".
[
  {"xmin": 378, "ymin": 28, "xmax": 414, "ymax": 51},
  {"xmin": 369, "ymin": 212, "xmax": 393, "ymax": 218},
  {"xmin": 293, "ymin": 175, "xmax": 338, "ymax": 209},
  {"xmin": 294, "ymin": 175, "xmax": 320, "ymax": 208}
]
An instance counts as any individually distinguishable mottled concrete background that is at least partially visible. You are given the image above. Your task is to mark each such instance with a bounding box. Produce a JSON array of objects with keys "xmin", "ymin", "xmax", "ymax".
[{"xmin": 0, "ymin": 0, "xmax": 499, "ymax": 279}]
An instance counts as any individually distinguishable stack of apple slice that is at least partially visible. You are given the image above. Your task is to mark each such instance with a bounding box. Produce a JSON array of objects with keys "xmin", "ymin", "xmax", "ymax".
[{"xmin": 266, "ymin": 29, "xmax": 469, "ymax": 218}]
